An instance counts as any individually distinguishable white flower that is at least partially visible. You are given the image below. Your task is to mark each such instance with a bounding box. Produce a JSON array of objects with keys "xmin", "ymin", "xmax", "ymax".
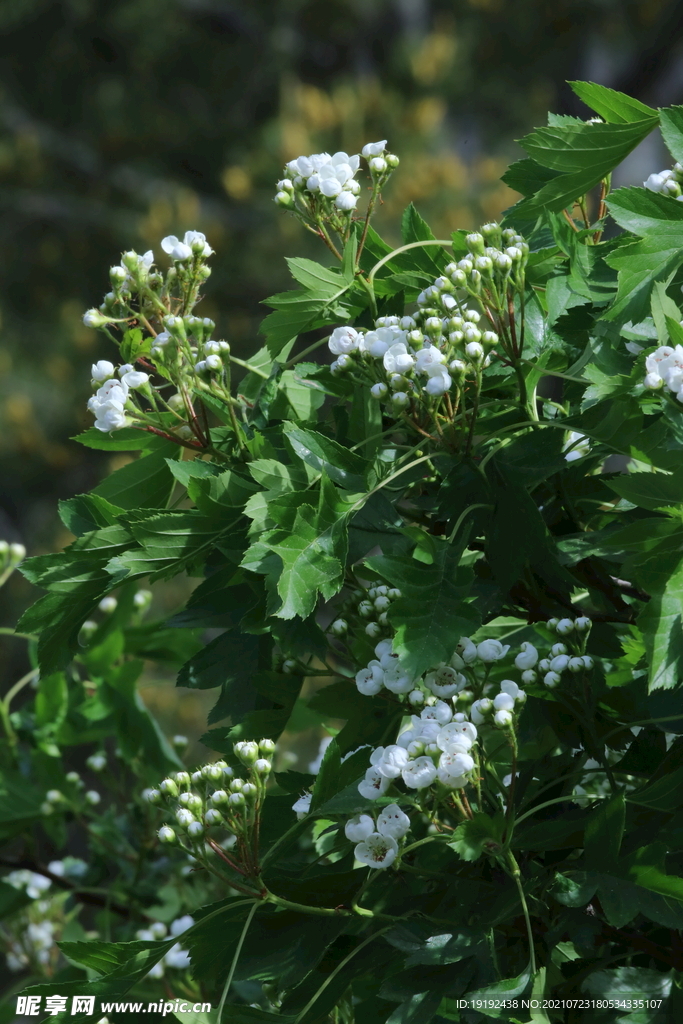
[
  {"xmin": 161, "ymin": 235, "xmax": 192, "ymax": 260},
  {"xmin": 424, "ymin": 364, "xmax": 452, "ymax": 396},
  {"xmin": 556, "ymin": 618, "xmax": 575, "ymax": 636},
  {"xmin": 329, "ymin": 326, "xmax": 360, "ymax": 355},
  {"xmin": 415, "ymin": 345, "xmax": 446, "ymax": 373},
  {"xmin": 477, "ymin": 639, "xmax": 510, "ymax": 663},
  {"xmin": 358, "ymin": 766, "xmax": 391, "ymax": 800},
  {"xmin": 383, "ymin": 342, "xmax": 415, "ymax": 374},
  {"xmin": 91, "ymin": 360, "xmax": 115, "ymax": 382},
  {"xmin": 362, "ymin": 140, "xmax": 387, "ymax": 158},
  {"xmin": 376, "ymin": 803, "xmax": 410, "ymax": 840},
  {"xmin": 514, "ymin": 642, "xmax": 538, "ymax": 670},
  {"xmin": 493, "ymin": 692, "xmax": 515, "ymax": 712},
  {"xmin": 470, "ymin": 698, "xmax": 492, "ymax": 725},
  {"xmin": 354, "ymin": 832, "xmax": 398, "ymax": 869},
  {"xmin": 356, "ymin": 665, "xmax": 384, "ymax": 695},
  {"xmin": 335, "ymin": 191, "xmax": 358, "ymax": 211},
  {"xmin": 382, "ymin": 661, "xmax": 413, "ymax": 694},
  {"xmin": 568, "ymin": 657, "xmax": 584, "ymax": 673},
  {"xmin": 369, "ymin": 156, "xmax": 387, "ymax": 174},
  {"xmin": 438, "ymin": 749, "xmax": 474, "ymax": 776},
  {"xmin": 345, "ymin": 813, "xmax": 375, "ymax": 842},
  {"xmin": 564, "ymin": 431, "xmax": 590, "ymax": 462},
  {"xmin": 500, "ymin": 679, "xmax": 524, "ymax": 701},
  {"xmin": 457, "ymin": 637, "xmax": 479, "ymax": 664},
  {"xmin": 363, "ymin": 327, "xmax": 400, "ymax": 358},
  {"xmin": 292, "ymin": 793, "xmax": 311, "ymax": 818},
  {"xmin": 375, "ymin": 639, "xmax": 393, "ymax": 659},
  {"xmin": 371, "ymin": 744, "xmax": 409, "ymax": 779},
  {"xmin": 85, "ymin": 790, "xmax": 101, "ymax": 805},
  {"xmin": 121, "ymin": 370, "xmax": 149, "ymax": 389},
  {"xmin": 370, "ymin": 382, "xmax": 388, "ymax": 399},
  {"xmin": 544, "ymin": 671, "xmax": 561, "ymax": 689},
  {"xmin": 521, "ymin": 669, "xmax": 537, "ymax": 685},
  {"xmin": 420, "ymin": 701, "xmax": 453, "ymax": 725},
  {"xmin": 437, "ymin": 721, "xmax": 477, "ymax": 750},
  {"xmin": 550, "ymin": 654, "xmax": 570, "ymax": 673},
  {"xmin": 183, "ymin": 230, "xmax": 213, "ymax": 256},
  {"xmin": 402, "ymin": 756, "xmax": 437, "ymax": 789},
  {"xmin": 424, "ymin": 665, "xmax": 465, "ymax": 698},
  {"xmin": 493, "ymin": 709, "xmax": 513, "ymax": 727}
]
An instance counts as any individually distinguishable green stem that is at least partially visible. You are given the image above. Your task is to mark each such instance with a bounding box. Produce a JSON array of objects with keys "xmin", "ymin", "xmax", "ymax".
[
  {"xmin": 216, "ymin": 901, "xmax": 259, "ymax": 1020},
  {"xmin": 284, "ymin": 337, "xmax": 331, "ymax": 369},
  {"xmin": 513, "ymin": 793, "xmax": 608, "ymax": 829},
  {"xmin": 447, "ymin": 504, "xmax": 493, "ymax": 543},
  {"xmin": 229, "ymin": 355, "xmax": 269, "ymax": 379},
  {"xmin": 0, "ymin": 628, "xmax": 36, "ymax": 640},
  {"xmin": 294, "ymin": 928, "xmax": 390, "ymax": 1024},
  {"xmin": 506, "ymin": 851, "xmax": 536, "ymax": 976},
  {"xmin": 266, "ymin": 891, "xmax": 350, "ymax": 917},
  {"xmin": 367, "ymin": 239, "xmax": 453, "ymax": 286}
]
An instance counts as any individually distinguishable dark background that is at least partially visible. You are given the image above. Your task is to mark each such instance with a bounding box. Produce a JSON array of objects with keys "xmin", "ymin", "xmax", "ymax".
[{"xmin": 0, "ymin": 0, "xmax": 681, "ymax": 689}]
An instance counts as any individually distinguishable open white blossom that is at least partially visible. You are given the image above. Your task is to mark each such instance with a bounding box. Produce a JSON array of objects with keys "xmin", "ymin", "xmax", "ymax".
[
  {"xmin": 354, "ymin": 832, "xmax": 398, "ymax": 869},
  {"xmin": 345, "ymin": 814, "xmax": 375, "ymax": 843},
  {"xmin": 402, "ymin": 756, "xmax": 437, "ymax": 789},
  {"xmin": 358, "ymin": 766, "xmax": 391, "ymax": 800},
  {"xmin": 376, "ymin": 803, "xmax": 411, "ymax": 840}
]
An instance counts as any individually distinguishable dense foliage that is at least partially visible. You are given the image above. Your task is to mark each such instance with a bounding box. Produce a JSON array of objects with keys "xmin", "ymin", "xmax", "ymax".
[{"xmin": 4, "ymin": 80, "xmax": 683, "ymax": 1022}]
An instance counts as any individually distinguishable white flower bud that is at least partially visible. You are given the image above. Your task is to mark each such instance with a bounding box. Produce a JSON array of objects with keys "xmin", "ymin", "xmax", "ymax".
[
  {"xmin": 466, "ymin": 341, "xmax": 484, "ymax": 362},
  {"xmin": 85, "ymin": 790, "xmax": 101, "ymax": 806},
  {"xmin": 175, "ymin": 809, "xmax": 196, "ymax": 828},
  {"xmin": 568, "ymin": 657, "xmax": 584, "ymax": 673},
  {"xmin": 551, "ymin": 643, "xmax": 568, "ymax": 656},
  {"xmin": 98, "ymin": 596, "xmax": 117, "ymax": 614},
  {"xmin": 391, "ymin": 391, "xmax": 410, "ymax": 408},
  {"xmin": 362, "ymin": 140, "xmax": 387, "ymax": 158},
  {"xmin": 229, "ymin": 792, "xmax": 245, "ymax": 807},
  {"xmin": 369, "ymin": 156, "xmax": 387, "ymax": 174},
  {"xmin": 204, "ymin": 808, "xmax": 223, "ymax": 826},
  {"xmin": 335, "ymin": 191, "xmax": 358, "ymax": 212},
  {"xmin": 408, "ymin": 689, "xmax": 425, "ymax": 705},
  {"xmin": 544, "ymin": 671, "xmax": 561, "ymax": 689},
  {"xmin": 493, "ymin": 692, "xmax": 515, "ymax": 712},
  {"xmin": 330, "ymin": 618, "xmax": 348, "ymax": 636},
  {"xmin": 158, "ymin": 826, "xmax": 177, "ymax": 844},
  {"xmin": 254, "ymin": 758, "xmax": 271, "ymax": 774},
  {"xmin": 211, "ymin": 790, "xmax": 229, "ymax": 806},
  {"xmin": 575, "ymin": 616, "xmax": 591, "ymax": 632},
  {"xmin": 91, "ymin": 360, "xmax": 115, "ymax": 382},
  {"xmin": 546, "ymin": 618, "xmax": 559, "ymax": 630},
  {"xmin": 582, "ymin": 656, "xmax": 594, "ymax": 670},
  {"xmin": 365, "ymin": 621, "xmax": 382, "ymax": 638},
  {"xmin": 493, "ymin": 709, "xmax": 513, "ymax": 728},
  {"xmin": 187, "ymin": 821, "xmax": 205, "ymax": 839},
  {"xmin": 521, "ymin": 669, "xmax": 537, "ymax": 685},
  {"xmin": 345, "ymin": 813, "xmax": 375, "ymax": 843},
  {"xmin": 550, "ymin": 654, "xmax": 570, "ymax": 673},
  {"xmin": 514, "ymin": 642, "xmax": 538, "ymax": 670},
  {"xmin": 556, "ymin": 618, "xmax": 575, "ymax": 636},
  {"xmin": 477, "ymin": 639, "xmax": 510, "ymax": 663}
]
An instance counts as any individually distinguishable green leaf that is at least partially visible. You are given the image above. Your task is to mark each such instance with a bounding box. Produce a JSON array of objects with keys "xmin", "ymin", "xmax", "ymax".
[
  {"xmin": 501, "ymin": 158, "xmax": 561, "ymax": 197},
  {"xmin": 459, "ymin": 964, "xmax": 533, "ymax": 1013},
  {"xmin": 310, "ymin": 737, "xmax": 342, "ymax": 811},
  {"xmin": 651, "ymin": 280, "xmax": 682, "ymax": 343},
  {"xmin": 638, "ymin": 555, "xmax": 683, "ymax": 691},
  {"xmin": 366, "ymin": 535, "xmax": 480, "ymax": 679},
  {"xmin": 399, "ymin": 204, "xmax": 447, "ymax": 274},
  {"xmin": 569, "ymin": 81, "xmax": 656, "ymax": 123},
  {"xmin": 72, "ymin": 426, "xmax": 162, "ymax": 451},
  {"xmin": 584, "ymin": 792, "xmax": 625, "ymax": 873},
  {"xmin": 245, "ymin": 478, "xmax": 351, "ymax": 619},
  {"xmin": 604, "ymin": 469, "xmax": 683, "ymax": 511},
  {"xmin": 659, "ymin": 104, "xmax": 683, "ymax": 164},
  {"xmin": 628, "ymin": 765, "xmax": 683, "ymax": 812},
  {"xmin": 284, "ymin": 423, "xmax": 368, "ymax": 490},
  {"xmin": 285, "ymin": 257, "xmax": 349, "ymax": 298},
  {"xmin": 517, "ymin": 118, "xmax": 656, "ymax": 214},
  {"xmin": 386, "ymin": 992, "xmax": 442, "ymax": 1024},
  {"xmin": 581, "ymin": 966, "xmax": 671, "ymax": 1004},
  {"xmin": 92, "ymin": 441, "xmax": 179, "ymax": 509},
  {"xmin": 448, "ymin": 812, "xmax": 503, "ymax": 861}
]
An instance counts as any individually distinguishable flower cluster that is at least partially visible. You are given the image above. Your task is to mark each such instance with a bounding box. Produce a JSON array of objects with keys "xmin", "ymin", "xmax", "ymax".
[
  {"xmin": 275, "ymin": 141, "xmax": 398, "ymax": 214},
  {"xmin": 525, "ymin": 616, "xmax": 593, "ymax": 689},
  {"xmin": 136, "ymin": 915, "xmax": 194, "ymax": 978},
  {"xmin": 643, "ymin": 164, "xmax": 683, "ymax": 199},
  {"xmin": 150, "ymin": 740, "xmax": 274, "ymax": 860},
  {"xmin": 343, "ymin": 803, "xmax": 411, "ymax": 869},
  {"xmin": 5, "ymin": 920, "xmax": 55, "ymax": 972},
  {"xmin": 82, "ymin": 231, "xmax": 227, "ymax": 442},
  {"xmin": 643, "ymin": 344, "xmax": 683, "ymax": 399}
]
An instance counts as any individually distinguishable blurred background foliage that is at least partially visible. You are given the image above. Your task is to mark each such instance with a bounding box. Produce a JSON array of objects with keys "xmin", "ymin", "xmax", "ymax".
[{"xmin": 1, "ymin": 0, "xmax": 682, "ymax": 743}]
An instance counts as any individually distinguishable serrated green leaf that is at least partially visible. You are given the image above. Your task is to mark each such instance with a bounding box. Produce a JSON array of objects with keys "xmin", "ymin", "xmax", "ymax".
[
  {"xmin": 659, "ymin": 104, "xmax": 683, "ymax": 164},
  {"xmin": 448, "ymin": 812, "xmax": 504, "ymax": 861},
  {"xmin": 638, "ymin": 556, "xmax": 683, "ymax": 691},
  {"xmin": 92, "ymin": 441, "xmax": 179, "ymax": 509},
  {"xmin": 284, "ymin": 423, "xmax": 368, "ymax": 490},
  {"xmin": 285, "ymin": 257, "xmax": 349, "ymax": 297},
  {"xmin": 366, "ymin": 535, "xmax": 480, "ymax": 679},
  {"xmin": 584, "ymin": 792, "xmax": 625, "ymax": 873},
  {"xmin": 569, "ymin": 80, "xmax": 656, "ymax": 123}
]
